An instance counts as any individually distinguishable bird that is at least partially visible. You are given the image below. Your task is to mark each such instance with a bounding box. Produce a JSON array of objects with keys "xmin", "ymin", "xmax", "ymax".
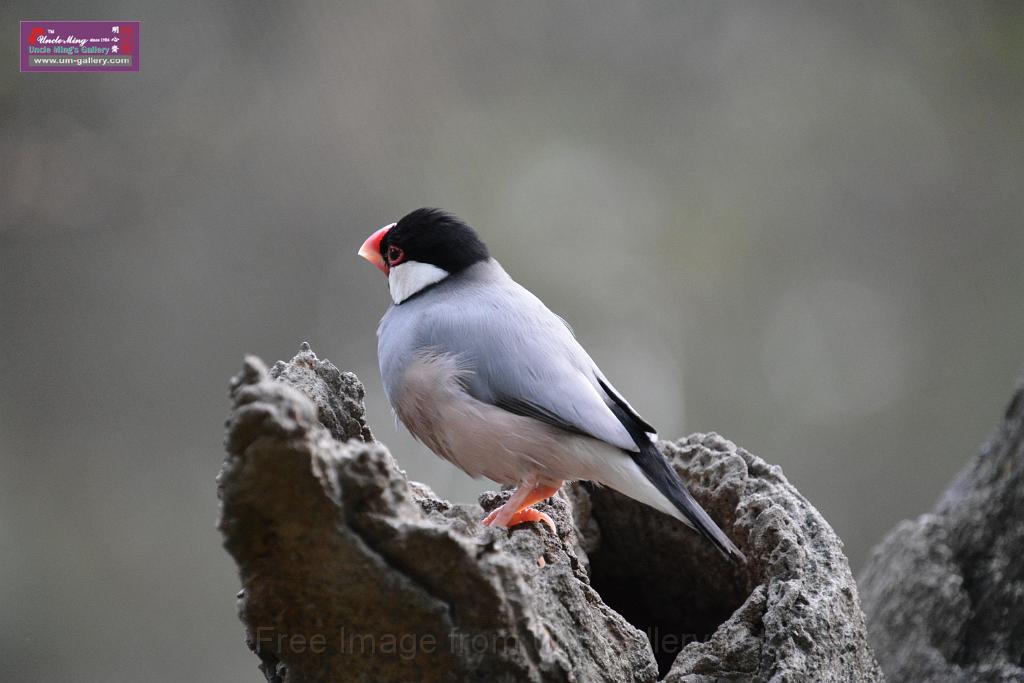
[{"xmin": 358, "ymin": 208, "xmax": 744, "ymax": 561}]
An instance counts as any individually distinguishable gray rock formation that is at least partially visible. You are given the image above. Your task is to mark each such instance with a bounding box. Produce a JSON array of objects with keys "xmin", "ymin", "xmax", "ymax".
[
  {"xmin": 266, "ymin": 341, "xmax": 373, "ymax": 443},
  {"xmin": 218, "ymin": 346, "xmax": 881, "ymax": 682},
  {"xmin": 859, "ymin": 380, "xmax": 1024, "ymax": 682}
]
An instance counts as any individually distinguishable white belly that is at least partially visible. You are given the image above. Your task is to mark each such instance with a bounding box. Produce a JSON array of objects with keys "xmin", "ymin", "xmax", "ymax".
[
  {"xmin": 393, "ymin": 352, "xmax": 565, "ymax": 485},
  {"xmin": 393, "ymin": 353, "xmax": 685, "ymax": 524}
]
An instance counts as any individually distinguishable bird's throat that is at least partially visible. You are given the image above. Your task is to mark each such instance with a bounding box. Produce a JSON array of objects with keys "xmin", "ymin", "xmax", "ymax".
[{"xmin": 389, "ymin": 261, "xmax": 450, "ymax": 304}]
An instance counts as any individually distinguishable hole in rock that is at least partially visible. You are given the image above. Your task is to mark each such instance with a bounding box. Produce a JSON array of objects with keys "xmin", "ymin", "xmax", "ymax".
[{"xmin": 582, "ymin": 484, "xmax": 751, "ymax": 678}]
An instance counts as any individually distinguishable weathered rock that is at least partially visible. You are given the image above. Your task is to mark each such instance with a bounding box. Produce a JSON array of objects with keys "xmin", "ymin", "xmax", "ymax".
[
  {"xmin": 580, "ymin": 435, "xmax": 882, "ymax": 682},
  {"xmin": 219, "ymin": 345, "xmax": 881, "ymax": 682},
  {"xmin": 267, "ymin": 341, "xmax": 373, "ymax": 443},
  {"xmin": 860, "ymin": 380, "xmax": 1024, "ymax": 682}
]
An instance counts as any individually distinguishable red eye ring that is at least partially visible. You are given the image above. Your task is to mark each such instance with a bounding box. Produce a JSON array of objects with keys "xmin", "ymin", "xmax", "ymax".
[{"xmin": 386, "ymin": 245, "xmax": 405, "ymax": 267}]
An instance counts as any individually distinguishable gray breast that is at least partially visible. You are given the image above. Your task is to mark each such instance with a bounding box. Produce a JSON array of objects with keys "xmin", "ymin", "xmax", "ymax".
[{"xmin": 377, "ymin": 258, "xmax": 636, "ymax": 452}]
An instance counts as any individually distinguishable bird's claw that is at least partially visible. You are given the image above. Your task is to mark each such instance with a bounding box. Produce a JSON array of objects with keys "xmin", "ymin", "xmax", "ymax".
[{"xmin": 482, "ymin": 507, "xmax": 556, "ymax": 534}]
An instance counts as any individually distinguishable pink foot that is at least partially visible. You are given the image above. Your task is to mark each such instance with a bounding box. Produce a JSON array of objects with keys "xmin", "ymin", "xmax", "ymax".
[
  {"xmin": 481, "ymin": 507, "xmax": 501, "ymax": 526},
  {"xmin": 482, "ymin": 506, "xmax": 556, "ymax": 533}
]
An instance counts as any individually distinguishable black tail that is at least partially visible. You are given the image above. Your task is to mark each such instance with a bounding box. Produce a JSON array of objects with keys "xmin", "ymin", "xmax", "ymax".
[
  {"xmin": 632, "ymin": 439, "xmax": 746, "ymax": 562},
  {"xmin": 599, "ymin": 379, "xmax": 745, "ymax": 563}
]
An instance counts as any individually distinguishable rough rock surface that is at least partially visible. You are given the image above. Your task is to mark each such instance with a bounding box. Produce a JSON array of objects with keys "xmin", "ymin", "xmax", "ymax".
[
  {"xmin": 267, "ymin": 341, "xmax": 373, "ymax": 443},
  {"xmin": 219, "ymin": 345, "xmax": 881, "ymax": 682},
  {"xmin": 859, "ymin": 380, "xmax": 1024, "ymax": 682}
]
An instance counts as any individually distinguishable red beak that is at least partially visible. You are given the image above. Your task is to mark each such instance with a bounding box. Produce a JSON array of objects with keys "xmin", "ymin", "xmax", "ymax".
[{"xmin": 357, "ymin": 223, "xmax": 395, "ymax": 274}]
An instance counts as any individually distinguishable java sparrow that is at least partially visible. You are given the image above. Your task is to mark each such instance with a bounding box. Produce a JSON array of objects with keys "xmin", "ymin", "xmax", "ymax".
[{"xmin": 359, "ymin": 208, "xmax": 744, "ymax": 561}]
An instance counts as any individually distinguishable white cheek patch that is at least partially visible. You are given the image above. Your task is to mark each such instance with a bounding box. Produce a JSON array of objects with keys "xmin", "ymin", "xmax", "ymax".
[{"xmin": 389, "ymin": 261, "xmax": 450, "ymax": 304}]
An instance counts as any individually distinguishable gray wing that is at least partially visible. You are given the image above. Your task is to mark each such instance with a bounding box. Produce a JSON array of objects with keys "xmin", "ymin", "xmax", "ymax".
[{"xmin": 411, "ymin": 272, "xmax": 649, "ymax": 452}]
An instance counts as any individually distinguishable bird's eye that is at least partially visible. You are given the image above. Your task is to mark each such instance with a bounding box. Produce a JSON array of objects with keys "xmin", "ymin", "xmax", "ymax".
[{"xmin": 386, "ymin": 245, "xmax": 405, "ymax": 266}]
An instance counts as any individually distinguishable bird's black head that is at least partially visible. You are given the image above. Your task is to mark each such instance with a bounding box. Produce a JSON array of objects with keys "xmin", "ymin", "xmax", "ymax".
[
  {"xmin": 379, "ymin": 208, "xmax": 489, "ymax": 274},
  {"xmin": 357, "ymin": 208, "xmax": 491, "ymax": 303}
]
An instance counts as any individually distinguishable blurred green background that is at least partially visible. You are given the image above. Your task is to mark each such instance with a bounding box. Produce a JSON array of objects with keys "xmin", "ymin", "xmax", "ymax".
[{"xmin": 2, "ymin": 2, "xmax": 1023, "ymax": 681}]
